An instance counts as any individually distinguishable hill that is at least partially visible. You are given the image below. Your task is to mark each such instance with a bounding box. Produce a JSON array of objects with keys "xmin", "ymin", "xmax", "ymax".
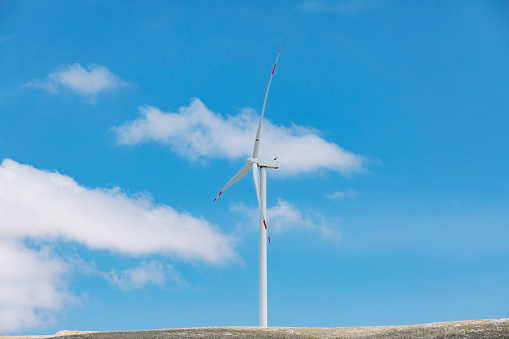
[{"xmin": 4, "ymin": 318, "xmax": 509, "ymax": 338}]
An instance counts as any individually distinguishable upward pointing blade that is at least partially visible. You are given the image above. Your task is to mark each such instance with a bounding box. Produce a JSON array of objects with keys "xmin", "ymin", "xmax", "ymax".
[
  {"xmin": 252, "ymin": 44, "xmax": 282, "ymax": 159},
  {"xmin": 213, "ymin": 163, "xmax": 251, "ymax": 202}
]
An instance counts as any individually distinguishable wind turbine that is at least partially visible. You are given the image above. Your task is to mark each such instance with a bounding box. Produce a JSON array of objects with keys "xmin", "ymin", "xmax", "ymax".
[{"xmin": 213, "ymin": 45, "xmax": 281, "ymax": 327}]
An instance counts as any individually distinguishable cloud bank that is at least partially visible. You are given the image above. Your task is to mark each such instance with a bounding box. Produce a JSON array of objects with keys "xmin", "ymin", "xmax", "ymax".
[
  {"xmin": 113, "ymin": 99, "xmax": 366, "ymax": 176},
  {"xmin": 0, "ymin": 159, "xmax": 235, "ymax": 333},
  {"xmin": 26, "ymin": 63, "xmax": 128, "ymax": 101}
]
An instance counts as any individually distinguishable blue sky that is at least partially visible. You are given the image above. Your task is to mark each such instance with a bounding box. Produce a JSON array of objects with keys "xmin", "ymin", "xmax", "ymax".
[{"xmin": 1, "ymin": 0, "xmax": 508, "ymax": 335}]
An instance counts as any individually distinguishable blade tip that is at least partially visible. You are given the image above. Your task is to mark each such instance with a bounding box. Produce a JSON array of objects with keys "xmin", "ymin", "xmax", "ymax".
[{"xmin": 213, "ymin": 191, "xmax": 223, "ymax": 202}]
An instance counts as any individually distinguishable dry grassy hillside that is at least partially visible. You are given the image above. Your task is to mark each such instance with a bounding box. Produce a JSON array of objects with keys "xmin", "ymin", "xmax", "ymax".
[{"xmin": 4, "ymin": 318, "xmax": 509, "ymax": 339}]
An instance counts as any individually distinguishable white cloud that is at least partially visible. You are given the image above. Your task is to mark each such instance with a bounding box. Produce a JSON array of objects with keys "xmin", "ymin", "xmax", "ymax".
[
  {"xmin": 326, "ymin": 190, "xmax": 358, "ymax": 200},
  {"xmin": 0, "ymin": 159, "xmax": 235, "ymax": 333},
  {"xmin": 26, "ymin": 63, "xmax": 128, "ymax": 101},
  {"xmin": 0, "ymin": 240, "xmax": 75, "ymax": 333},
  {"xmin": 232, "ymin": 199, "xmax": 340, "ymax": 240},
  {"xmin": 0, "ymin": 159, "xmax": 235, "ymax": 264},
  {"xmin": 113, "ymin": 99, "xmax": 366, "ymax": 176}
]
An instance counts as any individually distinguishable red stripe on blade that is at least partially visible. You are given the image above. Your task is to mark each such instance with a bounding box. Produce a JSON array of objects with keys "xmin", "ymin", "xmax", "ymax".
[
  {"xmin": 213, "ymin": 191, "xmax": 223, "ymax": 202},
  {"xmin": 263, "ymin": 220, "xmax": 267, "ymax": 229}
]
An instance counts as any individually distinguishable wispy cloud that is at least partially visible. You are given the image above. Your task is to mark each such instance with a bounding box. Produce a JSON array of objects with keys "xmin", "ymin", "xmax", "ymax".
[
  {"xmin": 326, "ymin": 190, "xmax": 358, "ymax": 200},
  {"xmin": 103, "ymin": 261, "xmax": 187, "ymax": 291},
  {"xmin": 26, "ymin": 63, "xmax": 129, "ymax": 102},
  {"xmin": 297, "ymin": 0, "xmax": 377, "ymax": 15},
  {"xmin": 113, "ymin": 99, "xmax": 366, "ymax": 176},
  {"xmin": 0, "ymin": 159, "xmax": 235, "ymax": 333},
  {"xmin": 232, "ymin": 199, "xmax": 340, "ymax": 240},
  {"xmin": 269, "ymin": 199, "xmax": 340, "ymax": 239}
]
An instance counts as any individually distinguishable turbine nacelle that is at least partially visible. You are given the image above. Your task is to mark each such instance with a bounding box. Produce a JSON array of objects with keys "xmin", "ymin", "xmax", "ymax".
[{"xmin": 247, "ymin": 157, "xmax": 280, "ymax": 169}]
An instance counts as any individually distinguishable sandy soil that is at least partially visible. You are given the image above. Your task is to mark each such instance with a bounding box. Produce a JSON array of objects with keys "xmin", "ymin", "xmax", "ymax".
[{"xmin": 3, "ymin": 318, "xmax": 509, "ymax": 338}]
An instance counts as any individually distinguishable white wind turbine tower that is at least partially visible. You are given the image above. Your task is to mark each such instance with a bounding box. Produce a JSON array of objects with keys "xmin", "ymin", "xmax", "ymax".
[{"xmin": 213, "ymin": 45, "xmax": 281, "ymax": 327}]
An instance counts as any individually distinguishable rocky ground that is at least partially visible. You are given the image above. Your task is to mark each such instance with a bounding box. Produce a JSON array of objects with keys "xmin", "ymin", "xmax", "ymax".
[{"xmin": 4, "ymin": 318, "xmax": 509, "ymax": 338}]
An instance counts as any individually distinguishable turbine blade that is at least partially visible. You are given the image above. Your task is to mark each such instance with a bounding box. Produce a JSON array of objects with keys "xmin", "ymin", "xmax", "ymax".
[
  {"xmin": 252, "ymin": 44, "xmax": 282, "ymax": 159},
  {"xmin": 213, "ymin": 163, "xmax": 251, "ymax": 202},
  {"xmin": 251, "ymin": 163, "xmax": 262, "ymax": 208},
  {"xmin": 252, "ymin": 163, "xmax": 271, "ymax": 245}
]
